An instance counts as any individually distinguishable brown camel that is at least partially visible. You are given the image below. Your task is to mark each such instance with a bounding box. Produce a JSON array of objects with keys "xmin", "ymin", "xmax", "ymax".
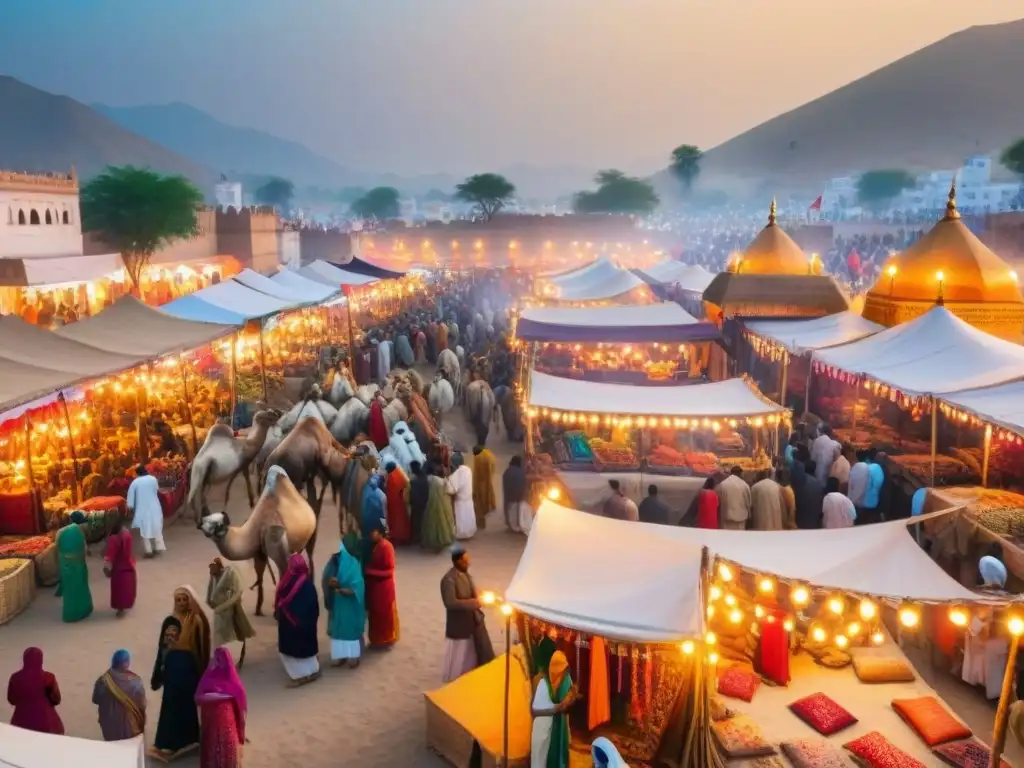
[
  {"xmin": 200, "ymin": 465, "xmax": 317, "ymax": 616},
  {"xmin": 189, "ymin": 409, "xmax": 281, "ymax": 525}
]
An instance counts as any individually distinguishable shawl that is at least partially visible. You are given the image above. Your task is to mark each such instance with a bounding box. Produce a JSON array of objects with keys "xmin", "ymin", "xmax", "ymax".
[
  {"xmin": 173, "ymin": 586, "xmax": 211, "ymax": 672},
  {"xmin": 101, "ymin": 670, "xmax": 145, "ymax": 736},
  {"xmin": 195, "ymin": 647, "xmax": 247, "ymax": 742},
  {"xmin": 275, "ymin": 554, "xmax": 311, "ymax": 626}
]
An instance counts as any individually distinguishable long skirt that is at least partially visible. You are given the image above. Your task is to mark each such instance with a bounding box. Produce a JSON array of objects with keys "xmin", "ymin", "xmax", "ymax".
[
  {"xmin": 110, "ymin": 569, "xmax": 137, "ymax": 611},
  {"xmin": 453, "ymin": 499, "xmax": 477, "ymax": 540},
  {"xmin": 442, "ymin": 638, "xmax": 477, "ymax": 683},
  {"xmin": 330, "ymin": 640, "xmax": 361, "ymax": 661},
  {"xmin": 367, "ymin": 586, "xmax": 399, "ymax": 647},
  {"xmin": 154, "ymin": 654, "xmax": 200, "ymax": 754},
  {"xmin": 200, "ymin": 699, "xmax": 242, "ymax": 768},
  {"xmin": 279, "ymin": 654, "xmax": 320, "ymax": 681}
]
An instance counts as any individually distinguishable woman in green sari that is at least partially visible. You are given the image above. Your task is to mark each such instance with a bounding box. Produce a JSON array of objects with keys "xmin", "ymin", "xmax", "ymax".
[
  {"xmin": 530, "ymin": 650, "xmax": 577, "ymax": 768},
  {"xmin": 420, "ymin": 467, "xmax": 456, "ymax": 552},
  {"xmin": 56, "ymin": 511, "xmax": 93, "ymax": 623}
]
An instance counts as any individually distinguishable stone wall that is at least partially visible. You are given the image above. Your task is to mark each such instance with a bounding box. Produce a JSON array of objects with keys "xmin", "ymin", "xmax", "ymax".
[{"xmin": 297, "ymin": 227, "xmax": 352, "ymax": 265}]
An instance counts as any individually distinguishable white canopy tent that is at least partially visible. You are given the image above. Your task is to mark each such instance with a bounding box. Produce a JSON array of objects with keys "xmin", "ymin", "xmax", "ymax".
[
  {"xmin": 942, "ymin": 381, "xmax": 1024, "ymax": 438},
  {"xmin": 506, "ymin": 502, "xmax": 993, "ymax": 642},
  {"xmin": 299, "ymin": 260, "xmax": 379, "ymax": 288},
  {"xmin": 528, "ymin": 370, "xmax": 786, "ymax": 419},
  {"xmin": 518, "ymin": 302, "xmax": 702, "ymax": 336},
  {"xmin": 18, "ymin": 252, "xmax": 124, "ymax": 286},
  {"xmin": 232, "ymin": 268, "xmax": 314, "ymax": 304},
  {"xmin": 640, "ymin": 261, "xmax": 716, "ymax": 293},
  {"xmin": 0, "ymin": 724, "xmax": 144, "ymax": 767},
  {"xmin": 745, "ymin": 311, "xmax": 884, "ymax": 355},
  {"xmin": 161, "ymin": 279, "xmax": 298, "ymax": 323},
  {"xmin": 270, "ymin": 268, "xmax": 339, "ymax": 303},
  {"xmin": 547, "ymin": 257, "xmax": 615, "ymax": 287},
  {"xmin": 554, "ymin": 269, "xmax": 645, "ymax": 302},
  {"xmin": 812, "ymin": 306, "xmax": 1024, "ymax": 396}
]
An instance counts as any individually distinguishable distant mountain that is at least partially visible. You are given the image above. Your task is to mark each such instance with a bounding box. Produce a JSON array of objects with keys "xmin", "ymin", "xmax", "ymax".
[
  {"xmin": 0, "ymin": 76, "xmax": 216, "ymax": 191},
  {"xmin": 669, "ymin": 18, "xmax": 1024, "ymax": 196}
]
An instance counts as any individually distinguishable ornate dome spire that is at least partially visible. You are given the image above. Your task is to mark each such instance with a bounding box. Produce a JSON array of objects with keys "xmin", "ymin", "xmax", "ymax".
[{"xmin": 944, "ymin": 179, "xmax": 960, "ymax": 221}]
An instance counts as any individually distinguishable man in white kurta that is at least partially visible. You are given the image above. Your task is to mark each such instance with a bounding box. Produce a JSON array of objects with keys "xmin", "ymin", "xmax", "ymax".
[
  {"xmin": 446, "ymin": 454, "xmax": 476, "ymax": 540},
  {"xmin": 126, "ymin": 465, "xmax": 165, "ymax": 556}
]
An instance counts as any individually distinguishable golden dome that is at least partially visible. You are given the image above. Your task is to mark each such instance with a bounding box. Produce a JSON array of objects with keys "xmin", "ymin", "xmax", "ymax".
[
  {"xmin": 867, "ymin": 182, "xmax": 1023, "ymax": 304},
  {"xmin": 734, "ymin": 199, "xmax": 814, "ymax": 275}
]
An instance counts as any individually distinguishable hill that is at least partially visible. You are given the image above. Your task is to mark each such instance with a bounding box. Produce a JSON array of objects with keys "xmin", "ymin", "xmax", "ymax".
[
  {"xmin": 0, "ymin": 76, "xmax": 216, "ymax": 191},
  {"xmin": 690, "ymin": 18, "xmax": 1024, "ymax": 194}
]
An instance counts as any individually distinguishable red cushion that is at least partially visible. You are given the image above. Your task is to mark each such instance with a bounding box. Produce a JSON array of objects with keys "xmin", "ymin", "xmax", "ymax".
[
  {"xmin": 933, "ymin": 739, "xmax": 1011, "ymax": 768},
  {"xmin": 788, "ymin": 692, "xmax": 857, "ymax": 736},
  {"xmin": 718, "ymin": 665, "xmax": 761, "ymax": 702},
  {"xmin": 844, "ymin": 731, "xmax": 925, "ymax": 768},
  {"xmin": 891, "ymin": 696, "xmax": 972, "ymax": 747}
]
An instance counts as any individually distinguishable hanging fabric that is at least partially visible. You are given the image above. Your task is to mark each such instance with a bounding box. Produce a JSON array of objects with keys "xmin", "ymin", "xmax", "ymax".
[{"xmin": 588, "ymin": 636, "xmax": 611, "ymax": 730}]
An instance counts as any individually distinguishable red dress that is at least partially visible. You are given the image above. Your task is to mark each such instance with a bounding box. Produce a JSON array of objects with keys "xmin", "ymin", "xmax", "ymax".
[
  {"xmin": 104, "ymin": 529, "xmax": 137, "ymax": 611},
  {"xmin": 368, "ymin": 401, "xmax": 389, "ymax": 450},
  {"xmin": 364, "ymin": 539, "xmax": 399, "ymax": 647},
  {"xmin": 7, "ymin": 650, "xmax": 64, "ymax": 735},
  {"xmin": 696, "ymin": 489, "xmax": 719, "ymax": 529},
  {"xmin": 385, "ymin": 470, "xmax": 411, "ymax": 546},
  {"xmin": 199, "ymin": 697, "xmax": 242, "ymax": 768}
]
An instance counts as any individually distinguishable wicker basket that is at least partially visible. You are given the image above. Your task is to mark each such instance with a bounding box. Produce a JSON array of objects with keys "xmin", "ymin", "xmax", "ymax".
[
  {"xmin": 33, "ymin": 543, "xmax": 59, "ymax": 587},
  {"xmin": 0, "ymin": 559, "xmax": 36, "ymax": 625}
]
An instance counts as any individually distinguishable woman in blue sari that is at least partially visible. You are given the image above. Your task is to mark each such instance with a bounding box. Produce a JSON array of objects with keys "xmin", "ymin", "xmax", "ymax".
[
  {"xmin": 360, "ymin": 473, "xmax": 387, "ymax": 562},
  {"xmin": 275, "ymin": 554, "xmax": 321, "ymax": 688},
  {"xmin": 322, "ymin": 537, "xmax": 366, "ymax": 668}
]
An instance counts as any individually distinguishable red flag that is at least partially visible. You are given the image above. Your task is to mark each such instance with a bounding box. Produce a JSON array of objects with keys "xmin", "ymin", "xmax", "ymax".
[
  {"xmin": 809, "ymin": 195, "xmax": 823, "ymax": 211},
  {"xmin": 342, "ymin": 284, "xmax": 353, "ymax": 297}
]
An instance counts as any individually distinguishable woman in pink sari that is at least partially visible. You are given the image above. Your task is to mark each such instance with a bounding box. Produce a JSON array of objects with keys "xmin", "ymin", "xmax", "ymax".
[
  {"xmin": 195, "ymin": 647, "xmax": 246, "ymax": 768},
  {"xmin": 103, "ymin": 516, "xmax": 136, "ymax": 617}
]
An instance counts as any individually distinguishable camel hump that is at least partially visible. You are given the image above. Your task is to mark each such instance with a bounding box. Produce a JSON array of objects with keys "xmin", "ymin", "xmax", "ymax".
[{"xmin": 205, "ymin": 423, "xmax": 235, "ymax": 444}]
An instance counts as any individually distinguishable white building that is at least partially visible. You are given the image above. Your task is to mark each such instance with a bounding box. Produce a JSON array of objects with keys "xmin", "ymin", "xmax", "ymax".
[
  {"xmin": 899, "ymin": 156, "xmax": 1020, "ymax": 214},
  {"xmin": 215, "ymin": 180, "xmax": 243, "ymax": 210}
]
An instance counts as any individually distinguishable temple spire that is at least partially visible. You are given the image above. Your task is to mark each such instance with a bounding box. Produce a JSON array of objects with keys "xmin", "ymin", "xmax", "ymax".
[
  {"xmin": 768, "ymin": 197, "xmax": 777, "ymax": 226},
  {"xmin": 944, "ymin": 178, "xmax": 960, "ymax": 221}
]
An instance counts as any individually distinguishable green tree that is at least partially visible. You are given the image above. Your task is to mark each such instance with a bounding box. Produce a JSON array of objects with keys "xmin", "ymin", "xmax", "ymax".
[
  {"xmin": 454, "ymin": 173, "xmax": 515, "ymax": 221},
  {"xmin": 80, "ymin": 166, "xmax": 203, "ymax": 294},
  {"xmin": 350, "ymin": 186, "xmax": 401, "ymax": 220},
  {"xmin": 573, "ymin": 169, "xmax": 660, "ymax": 215},
  {"xmin": 669, "ymin": 144, "xmax": 703, "ymax": 192},
  {"xmin": 1001, "ymin": 138, "xmax": 1024, "ymax": 178},
  {"xmin": 856, "ymin": 169, "xmax": 916, "ymax": 209},
  {"xmin": 254, "ymin": 176, "xmax": 295, "ymax": 211}
]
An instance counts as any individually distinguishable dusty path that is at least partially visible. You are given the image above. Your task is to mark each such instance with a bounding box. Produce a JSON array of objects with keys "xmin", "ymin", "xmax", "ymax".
[{"xmin": 0, "ymin": 375, "xmax": 527, "ymax": 767}]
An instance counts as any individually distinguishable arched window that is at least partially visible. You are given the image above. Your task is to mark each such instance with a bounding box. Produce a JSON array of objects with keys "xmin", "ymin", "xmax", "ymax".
[
  {"xmin": 17, "ymin": 210, "xmax": 26, "ymax": 225},
  {"xmin": 29, "ymin": 209, "xmax": 40, "ymax": 225},
  {"xmin": 44, "ymin": 210, "xmax": 52, "ymax": 225},
  {"xmin": 62, "ymin": 210, "xmax": 70, "ymax": 225}
]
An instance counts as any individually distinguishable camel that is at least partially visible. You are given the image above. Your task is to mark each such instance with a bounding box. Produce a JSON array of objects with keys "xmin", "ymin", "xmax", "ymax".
[
  {"xmin": 465, "ymin": 378, "xmax": 496, "ymax": 447},
  {"xmin": 427, "ymin": 373, "xmax": 455, "ymax": 422},
  {"xmin": 200, "ymin": 465, "xmax": 317, "ymax": 616},
  {"xmin": 437, "ymin": 348, "xmax": 461, "ymax": 397},
  {"xmin": 189, "ymin": 409, "xmax": 281, "ymax": 525}
]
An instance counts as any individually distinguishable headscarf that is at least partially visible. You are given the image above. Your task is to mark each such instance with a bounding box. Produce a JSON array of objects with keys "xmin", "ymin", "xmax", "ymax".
[
  {"xmin": 275, "ymin": 554, "xmax": 311, "ymax": 626},
  {"xmin": 451, "ymin": 452, "xmax": 464, "ymax": 470},
  {"xmin": 69, "ymin": 510, "xmax": 87, "ymax": 525},
  {"xmin": 111, "ymin": 649, "xmax": 131, "ymax": 671},
  {"xmin": 173, "ymin": 585, "xmax": 211, "ymax": 670},
  {"xmin": 18, "ymin": 647, "xmax": 45, "ymax": 688},
  {"xmin": 979, "ymin": 555, "xmax": 1008, "ymax": 588},
  {"xmin": 548, "ymin": 650, "xmax": 570, "ymax": 690},
  {"xmin": 334, "ymin": 539, "xmax": 365, "ymax": 611},
  {"xmin": 195, "ymin": 647, "xmax": 247, "ymax": 742}
]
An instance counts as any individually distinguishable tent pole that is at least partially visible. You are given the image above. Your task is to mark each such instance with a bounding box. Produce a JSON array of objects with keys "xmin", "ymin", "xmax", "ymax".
[
  {"xmin": 24, "ymin": 417, "xmax": 42, "ymax": 534},
  {"xmin": 346, "ymin": 293, "xmax": 357, "ymax": 371},
  {"xmin": 230, "ymin": 332, "xmax": 238, "ymax": 426},
  {"xmin": 982, "ymin": 424, "xmax": 992, "ymax": 488},
  {"xmin": 989, "ymin": 633, "xmax": 1020, "ymax": 768},
  {"xmin": 179, "ymin": 359, "xmax": 199, "ymax": 457},
  {"xmin": 929, "ymin": 397, "xmax": 938, "ymax": 487},
  {"xmin": 802, "ymin": 358, "xmax": 813, "ymax": 420},
  {"xmin": 778, "ymin": 352, "xmax": 789, "ymax": 444},
  {"xmin": 502, "ymin": 610, "xmax": 512, "ymax": 768},
  {"xmin": 57, "ymin": 392, "xmax": 80, "ymax": 505},
  {"xmin": 259, "ymin": 319, "xmax": 269, "ymax": 404}
]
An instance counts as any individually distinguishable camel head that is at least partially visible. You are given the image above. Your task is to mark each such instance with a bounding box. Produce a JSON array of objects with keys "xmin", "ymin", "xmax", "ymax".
[
  {"xmin": 200, "ymin": 511, "xmax": 231, "ymax": 540},
  {"xmin": 307, "ymin": 383, "xmax": 323, "ymax": 400},
  {"xmin": 253, "ymin": 409, "xmax": 282, "ymax": 428}
]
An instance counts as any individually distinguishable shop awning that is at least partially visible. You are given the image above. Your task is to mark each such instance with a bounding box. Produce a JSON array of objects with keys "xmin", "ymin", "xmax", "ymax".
[
  {"xmin": 0, "ymin": 252, "xmax": 123, "ymax": 287},
  {"xmin": 941, "ymin": 381, "xmax": 1024, "ymax": 438},
  {"xmin": 506, "ymin": 501, "xmax": 989, "ymax": 641},
  {"xmin": 517, "ymin": 303, "xmax": 718, "ymax": 343},
  {"xmin": 638, "ymin": 261, "xmax": 716, "ymax": 293},
  {"xmin": 269, "ymin": 269, "xmax": 339, "ymax": 303},
  {"xmin": 0, "ymin": 723, "xmax": 144, "ymax": 768},
  {"xmin": 813, "ymin": 306, "xmax": 1024, "ymax": 396},
  {"xmin": 702, "ymin": 273, "xmax": 850, "ymax": 314},
  {"xmin": 527, "ymin": 370, "xmax": 786, "ymax": 419},
  {"xmin": 232, "ymin": 268, "xmax": 315, "ymax": 305},
  {"xmin": 0, "ymin": 359, "xmax": 86, "ymax": 414},
  {"xmin": 56, "ymin": 296, "xmax": 237, "ymax": 358},
  {"xmin": 554, "ymin": 270, "xmax": 645, "ymax": 302},
  {"xmin": 0, "ymin": 315, "xmax": 145, "ymax": 376},
  {"xmin": 744, "ymin": 312, "xmax": 884, "ymax": 355},
  {"xmin": 299, "ymin": 260, "xmax": 379, "ymax": 288},
  {"xmin": 330, "ymin": 255, "xmax": 406, "ymax": 279},
  {"xmin": 161, "ymin": 280, "xmax": 298, "ymax": 323}
]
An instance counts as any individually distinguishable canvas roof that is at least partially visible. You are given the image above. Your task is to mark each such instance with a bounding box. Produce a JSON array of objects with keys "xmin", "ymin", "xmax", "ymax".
[
  {"xmin": 941, "ymin": 381, "xmax": 1024, "ymax": 438},
  {"xmin": 639, "ymin": 261, "xmax": 717, "ymax": 292},
  {"xmin": 813, "ymin": 305, "xmax": 1024, "ymax": 396},
  {"xmin": 744, "ymin": 312, "xmax": 884, "ymax": 355},
  {"xmin": 554, "ymin": 270, "xmax": 645, "ymax": 302},
  {"xmin": 270, "ymin": 269, "xmax": 338, "ymax": 303},
  {"xmin": 299, "ymin": 260, "xmax": 379, "ymax": 287},
  {"xmin": 0, "ymin": 358, "xmax": 86, "ymax": 414},
  {"xmin": 0, "ymin": 252, "xmax": 123, "ymax": 287},
  {"xmin": 702, "ymin": 273, "xmax": 850, "ymax": 314},
  {"xmin": 528, "ymin": 370, "xmax": 786, "ymax": 418},
  {"xmin": 56, "ymin": 296, "xmax": 237, "ymax": 358},
  {"xmin": 331, "ymin": 255, "xmax": 406, "ymax": 279},
  {"xmin": 546, "ymin": 257, "xmax": 610, "ymax": 285},
  {"xmin": 505, "ymin": 501, "xmax": 991, "ymax": 641},
  {"xmin": 162, "ymin": 280, "xmax": 298, "ymax": 323},
  {"xmin": 0, "ymin": 723, "xmax": 144, "ymax": 768},
  {"xmin": 232, "ymin": 268, "xmax": 313, "ymax": 304},
  {"xmin": 516, "ymin": 302, "xmax": 717, "ymax": 343},
  {"xmin": 0, "ymin": 315, "xmax": 145, "ymax": 376}
]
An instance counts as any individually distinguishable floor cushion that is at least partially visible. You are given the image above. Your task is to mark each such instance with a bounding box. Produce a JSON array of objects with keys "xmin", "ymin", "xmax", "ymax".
[
  {"xmin": 718, "ymin": 664, "xmax": 761, "ymax": 702},
  {"xmin": 789, "ymin": 692, "xmax": 858, "ymax": 735},
  {"xmin": 711, "ymin": 714, "xmax": 775, "ymax": 759},
  {"xmin": 710, "ymin": 695, "xmax": 734, "ymax": 722},
  {"xmin": 852, "ymin": 655, "xmax": 915, "ymax": 684},
  {"xmin": 933, "ymin": 739, "xmax": 1011, "ymax": 768},
  {"xmin": 844, "ymin": 731, "xmax": 926, "ymax": 768},
  {"xmin": 781, "ymin": 736, "xmax": 852, "ymax": 768},
  {"xmin": 891, "ymin": 696, "xmax": 972, "ymax": 746}
]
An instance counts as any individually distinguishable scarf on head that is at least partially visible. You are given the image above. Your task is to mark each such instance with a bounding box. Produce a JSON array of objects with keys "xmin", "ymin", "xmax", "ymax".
[
  {"xmin": 173, "ymin": 586, "xmax": 211, "ymax": 671},
  {"xmin": 195, "ymin": 647, "xmax": 247, "ymax": 743},
  {"xmin": 275, "ymin": 554, "xmax": 310, "ymax": 626}
]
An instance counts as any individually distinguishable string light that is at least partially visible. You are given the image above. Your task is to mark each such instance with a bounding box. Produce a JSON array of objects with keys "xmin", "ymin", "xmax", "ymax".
[
  {"xmin": 871, "ymin": 631, "xmax": 885, "ymax": 646},
  {"xmin": 754, "ymin": 605, "xmax": 765, "ymax": 619},
  {"xmin": 782, "ymin": 618, "xmax": 794, "ymax": 632},
  {"xmin": 718, "ymin": 564, "xmax": 733, "ymax": 582},
  {"xmin": 758, "ymin": 577, "xmax": 775, "ymax": 594},
  {"xmin": 898, "ymin": 605, "xmax": 920, "ymax": 629},
  {"xmin": 1009, "ymin": 616, "xmax": 1024, "ymax": 637},
  {"xmin": 811, "ymin": 626, "xmax": 827, "ymax": 643},
  {"xmin": 834, "ymin": 634, "xmax": 849, "ymax": 649},
  {"xmin": 847, "ymin": 622, "xmax": 862, "ymax": 636},
  {"xmin": 728, "ymin": 608, "xmax": 743, "ymax": 624},
  {"xmin": 858, "ymin": 600, "xmax": 877, "ymax": 621},
  {"xmin": 708, "ymin": 652, "xmax": 719, "ymax": 665},
  {"xmin": 724, "ymin": 593, "xmax": 737, "ymax": 607},
  {"xmin": 827, "ymin": 596, "xmax": 845, "ymax": 616},
  {"xmin": 709, "ymin": 585, "xmax": 722, "ymax": 601},
  {"xmin": 791, "ymin": 586, "xmax": 809, "ymax": 606},
  {"xmin": 680, "ymin": 640, "xmax": 695, "ymax": 655},
  {"xmin": 705, "ymin": 632, "xmax": 716, "ymax": 646},
  {"xmin": 948, "ymin": 607, "xmax": 969, "ymax": 627}
]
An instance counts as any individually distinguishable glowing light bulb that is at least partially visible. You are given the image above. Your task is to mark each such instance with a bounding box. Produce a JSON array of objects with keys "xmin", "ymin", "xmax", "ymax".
[
  {"xmin": 718, "ymin": 564, "xmax": 733, "ymax": 582},
  {"xmin": 783, "ymin": 618, "xmax": 794, "ymax": 632},
  {"xmin": 705, "ymin": 632, "xmax": 716, "ymax": 646},
  {"xmin": 948, "ymin": 607, "xmax": 969, "ymax": 627},
  {"xmin": 835, "ymin": 634, "xmax": 849, "ymax": 649},
  {"xmin": 729, "ymin": 609, "xmax": 743, "ymax": 624},
  {"xmin": 1010, "ymin": 616, "xmax": 1024, "ymax": 637},
  {"xmin": 546, "ymin": 486, "xmax": 561, "ymax": 501},
  {"xmin": 847, "ymin": 622, "xmax": 861, "ymax": 636},
  {"xmin": 680, "ymin": 640, "xmax": 695, "ymax": 655},
  {"xmin": 859, "ymin": 600, "xmax": 877, "ymax": 621},
  {"xmin": 500, "ymin": 603, "xmax": 513, "ymax": 617},
  {"xmin": 724, "ymin": 594, "xmax": 737, "ymax": 607},
  {"xmin": 811, "ymin": 626, "xmax": 827, "ymax": 643},
  {"xmin": 754, "ymin": 605, "xmax": 765, "ymax": 619},
  {"xmin": 828, "ymin": 596, "xmax": 845, "ymax": 615},
  {"xmin": 709, "ymin": 585, "xmax": 722, "ymax": 601},
  {"xmin": 871, "ymin": 631, "xmax": 885, "ymax": 646},
  {"xmin": 898, "ymin": 606, "xmax": 920, "ymax": 629},
  {"xmin": 936, "ymin": 270, "xmax": 945, "ymax": 283},
  {"xmin": 791, "ymin": 586, "xmax": 809, "ymax": 606},
  {"xmin": 758, "ymin": 577, "xmax": 775, "ymax": 594},
  {"xmin": 707, "ymin": 605, "xmax": 715, "ymax": 618},
  {"xmin": 708, "ymin": 652, "xmax": 719, "ymax": 665},
  {"xmin": 887, "ymin": 265, "xmax": 897, "ymax": 277},
  {"xmin": 480, "ymin": 591, "xmax": 496, "ymax": 606}
]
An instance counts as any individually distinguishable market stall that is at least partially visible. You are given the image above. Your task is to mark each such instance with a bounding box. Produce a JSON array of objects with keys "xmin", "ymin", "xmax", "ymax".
[
  {"xmin": 329, "ymin": 255, "xmax": 407, "ymax": 280},
  {"xmin": 525, "ymin": 371, "xmax": 787, "ymax": 518},
  {"xmin": 636, "ymin": 261, "xmax": 716, "ymax": 316},
  {"xmin": 534, "ymin": 257, "xmax": 652, "ymax": 306},
  {"xmin": 269, "ymin": 268, "xmax": 340, "ymax": 304},
  {"xmin": 939, "ymin": 381, "xmax": 1024, "ymax": 491},
  {"xmin": 0, "ymin": 723, "xmax": 145, "ymax": 768},
  {"xmin": 515, "ymin": 303, "xmax": 722, "ymax": 385}
]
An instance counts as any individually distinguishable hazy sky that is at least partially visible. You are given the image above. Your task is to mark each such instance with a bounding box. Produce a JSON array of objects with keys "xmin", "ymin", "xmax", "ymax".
[{"xmin": 0, "ymin": 0, "xmax": 1020, "ymax": 176}]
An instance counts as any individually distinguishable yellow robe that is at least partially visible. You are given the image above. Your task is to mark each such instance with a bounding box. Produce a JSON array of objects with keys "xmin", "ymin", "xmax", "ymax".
[{"xmin": 472, "ymin": 449, "xmax": 497, "ymax": 528}]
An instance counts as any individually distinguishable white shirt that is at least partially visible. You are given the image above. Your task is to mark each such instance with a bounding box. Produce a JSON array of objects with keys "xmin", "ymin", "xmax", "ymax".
[
  {"xmin": 127, "ymin": 474, "xmax": 163, "ymax": 538},
  {"xmin": 811, "ymin": 435, "xmax": 839, "ymax": 484},
  {"xmin": 822, "ymin": 492, "xmax": 856, "ymax": 528},
  {"xmin": 848, "ymin": 462, "xmax": 870, "ymax": 506}
]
